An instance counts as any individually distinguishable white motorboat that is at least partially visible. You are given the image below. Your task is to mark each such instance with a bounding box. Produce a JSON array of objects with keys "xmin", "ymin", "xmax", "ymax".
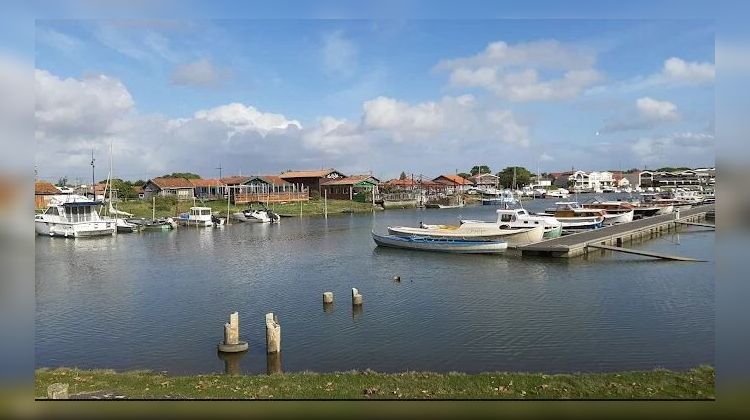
[
  {"xmin": 546, "ymin": 188, "xmax": 569, "ymax": 199},
  {"xmin": 480, "ymin": 188, "xmax": 517, "ymax": 206},
  {"xmin": 387, "ymin": 223, "xmax": 545, "ymax": 247},
  {"xmin": 460, "ymin": 208, "xmax": 562, "ymax": 239},
  {"xmin": 176, "ymin": 206, "xmax": 224, "ymax": 227},
  {"xmin": 540, "ymin": 202, "xmax": 604, "ymax": 231},
  {"xmin": 372, "ymin": 231, "xmax": 508, "ymax": 254},
  {"xmin": 35, "ymin": 195, "xmax": 116, "ymax": 237},
  {"xmin": 233, "ymin": 207, "xmax": 281, "ymax": 223}
]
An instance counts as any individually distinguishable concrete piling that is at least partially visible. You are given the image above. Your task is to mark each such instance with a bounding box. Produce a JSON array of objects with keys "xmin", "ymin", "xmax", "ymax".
[
  {"xmin": 393, "ymin": 276, "xmax": 401, "ymax": 282},
  {"xmin": 47, "ymin": 383, "xmax": 69, "ymax": 400},
  {"xmin": 352, "ymin": 288, "xmax": 363, "ymax": 306},
  {"xmin": 323, "ymin": 291, "xmax": 334, "ymax": 304},
  {"xmin": 265, "ymin": 313, "xmax": 281, "ymax": 354},
  {"xmin": 218, "ymin": 311, "xmax": 248, "ymax": 353}
]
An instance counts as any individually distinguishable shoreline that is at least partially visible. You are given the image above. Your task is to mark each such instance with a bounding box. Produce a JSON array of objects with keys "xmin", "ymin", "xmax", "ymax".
[{"xmin": 36, "ymin": 366, "xmax": 714, "ymax": 400}]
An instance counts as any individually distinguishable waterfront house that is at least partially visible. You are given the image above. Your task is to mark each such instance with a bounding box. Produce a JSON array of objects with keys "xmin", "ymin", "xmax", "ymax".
[
  {"xmin": 190, "ymin": 178, "xmax": 225, "ymax": 200},
  {"xmin": 279, "ymin": 168, "xmax": 346, "ymax": 196},
  {"xmin": 469, "ymin": 173, "xmax": 500, "ymax": 189},
  {"xmin": 233, "ymin": 175, "xmax": 309, "ymax": 204},
  {"xmin": 321, "ymin": 175, "xmax": 380, "ymax": 201},
  {"xmin": 432, "ymin": 174, "xmax": 473, "ymax": 194},
  {"xmin": 142, "ymin": 177, "xmax": 195, "ymax": 200},
  {"xmin": 35, "ymin": 181, "xmax": 60, "ymax": 209}
]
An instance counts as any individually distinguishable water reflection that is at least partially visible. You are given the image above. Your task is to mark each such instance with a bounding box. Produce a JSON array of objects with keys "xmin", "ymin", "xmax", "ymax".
[
  {"xmin": 217, "ymin": 351, "xmax": 245, "ymax": 376},
  {"xmin": 323, "ymin": 302, "xmax": 334, "ymax": 313},
  {"xmin": 266, "ymin": 352, "xmax": 282, "ymax": 375},
  {"xmin": 352, "ymin": 304, "xmax": 363, "ymax": 320}
]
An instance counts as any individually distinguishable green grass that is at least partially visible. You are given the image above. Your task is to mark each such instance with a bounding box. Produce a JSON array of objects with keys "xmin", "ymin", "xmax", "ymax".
[
  {"xmin": 35, "ymin": 366, "xmax": 714, "ymax": 400},
  {"xmin": 114, "ymin": 198, "xmax": 379, "ymax": 219}
]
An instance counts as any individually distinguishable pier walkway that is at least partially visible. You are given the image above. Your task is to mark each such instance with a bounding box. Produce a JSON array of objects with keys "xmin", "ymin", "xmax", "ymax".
[{"xmin": 520, "ymin": 204, "xmax": 715, "ymax": 258}]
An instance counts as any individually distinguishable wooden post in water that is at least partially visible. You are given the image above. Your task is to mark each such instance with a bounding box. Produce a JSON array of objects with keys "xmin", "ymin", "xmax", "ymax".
[
  {"xmin": 265, "ymin": 313, "xmax": 281, "ymax": 354},
  {"xmin": 218, "ymin": 311, "xmax": 248, "ymax": 353},
  {"xmin": 152, "ymin": 196, "xmax": 156, "ymax": 220},
  {"xmin": 323, "ymin": 291, "xmax": 334, "ymax": 304},
  {"xmin": 47, "ymin": 383, "xmax": 69, "ymax": 399},
  {"xmin": 324, "ymin": 189, "xmax": 328, "ymax": 218},
  {"xmin": 352, "ymin": 288, "xmax": 363, "ymax": 306}
]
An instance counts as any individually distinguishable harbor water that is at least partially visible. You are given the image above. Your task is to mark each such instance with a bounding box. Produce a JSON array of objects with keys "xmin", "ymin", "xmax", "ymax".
[{"xmin": 35, "ymin": 196, "xmax": 714, "ymax": 375}]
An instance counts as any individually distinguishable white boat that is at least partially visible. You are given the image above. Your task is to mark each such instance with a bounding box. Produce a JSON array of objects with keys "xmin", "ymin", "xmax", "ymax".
[
  {"xmin": 35, "ymin": 195, "xmax": 116, "ymax": 237},
  {"xmin": 460, "ymin": 208, "xmax": 562, "ymax": 239},
  {"xmin": 546, "ymin": 188, "xmax": 569, "ymax": 198},
  {"xmin": 581, "ymin": 198, "xmax": 635, "ymax": 225},
  {"xmin": 233, "ymin": 208, "xmax": 281, "ymax": 223},
  {"xmin": 372, "ymin": 231, "xmax": 508, "ymax": 254},
  {"xmin": 116, "ymin": 218, "xmax": 139, "ymax": 233},
  {"xmin": 480, "ymin": 188, "xmax": 517, "ymax": 206},
  {"xmin": 387, "ymin": 223, "xmax": 545, "ymax": 247},
  {"xmin": 540, "ymin": 202, "xmax": 604, "ymax": 231},
  {"xmin": 176, "ymin": 206, "xmax": 223, "ymax": 227}
]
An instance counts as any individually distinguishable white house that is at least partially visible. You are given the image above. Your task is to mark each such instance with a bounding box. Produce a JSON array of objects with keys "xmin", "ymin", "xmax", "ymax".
[{"xmin": 568, "ymin": 171, "xmax": 614, "ymax": 190}]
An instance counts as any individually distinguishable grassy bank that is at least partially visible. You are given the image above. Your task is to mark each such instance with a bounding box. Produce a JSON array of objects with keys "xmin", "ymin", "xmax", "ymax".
[
  {"xmin": 35, "ymin": 366, "xmax": 713, "ymax": 399},
  {"xmin": 115, "ymin": 198, "xmax": 380, "ymax": 219}
]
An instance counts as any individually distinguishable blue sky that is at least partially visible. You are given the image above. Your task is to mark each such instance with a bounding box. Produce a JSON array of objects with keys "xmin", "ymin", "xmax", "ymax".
[{"xmin": 23, "ymin": 4, "xmax": 718, "ymax": 182}]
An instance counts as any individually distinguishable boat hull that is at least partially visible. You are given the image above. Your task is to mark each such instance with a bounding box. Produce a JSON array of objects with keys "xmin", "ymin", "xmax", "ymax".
[
  {"xmin": 387, "ymin": 224, "xmax": 544, "ymax": 247},
  {"xmin": 601, "ymin": 210, "xmax": 634, "ymax": 225},
  {"xmin": 372, "ymin": 232, "xmax": 507, "ymax": 254},
  {"xmin": 35, "ymin": 220, "xmax": 115, "ymax": 237}
]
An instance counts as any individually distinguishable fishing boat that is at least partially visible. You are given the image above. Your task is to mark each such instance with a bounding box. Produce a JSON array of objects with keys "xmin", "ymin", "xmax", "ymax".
[
  {"xmin": 35, "ymin": 195, "xmax": 116, "ymax": 237},
  {"xmin": 372, "ymin": 231, "xmax": 508, "ymax": 254},
  {"xmin": 175, "ymin": 206, "xmax": 224, "ymax": 227},
  {"xmin": 116, "ymin": 218, "xmax": 139, "ymax": 233},
  {"xmin": 539, "ymin": 202, "xmax": 604, "ymax": 231},
  {"xmin": 580, "ymin": 198, "xmax": 635, "ymax": 225},
  {"xmin": 126, "ymin": 218, "xmax": 176, "ymax": 231},
  {"xmin": 387, "ymin": 223, "xmax": 545, "ymax": 247},
  {"xmin": 460, "ymin": 208, "xmax": 563, "ymax": 239}
]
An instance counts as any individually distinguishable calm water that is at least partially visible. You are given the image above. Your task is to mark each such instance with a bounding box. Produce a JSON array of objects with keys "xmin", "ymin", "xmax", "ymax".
[{"xmin": 35, "ymin": 196, "xmax": 714, "ymax": 375}]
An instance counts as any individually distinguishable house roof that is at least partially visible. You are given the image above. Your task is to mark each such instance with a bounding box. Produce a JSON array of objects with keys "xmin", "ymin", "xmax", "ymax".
[
  {"xmin": 35, "ymin": 181, "xmax": 60, "ymax": 195},
  {"xmin": 434, "ymin": 174, "xmax": 473, "ymax": 185},
  {"xmin": 385, "ymin": 178, "xmax": 442, "ymax": 188},
  {"xmin": 279, "ymin": 168, "xmax": 343, "ymax": 179},
  {"xmin": 321, "ymin": 175, "xmax": 380, "ymax": 186},
  {"xmin": 220, "ymin": 176, "xmax": 251, "ymax": 185},
  {"xmin": 244, "ymin": 175, "xmax": 292, "ymax": 186},
  {"xmin": 189, "ymin": 178, "xmax": 224, "ymax": 187},
  {"xmin": 149, "ymin": 177, "xmax": 195, "ymax": 189}
]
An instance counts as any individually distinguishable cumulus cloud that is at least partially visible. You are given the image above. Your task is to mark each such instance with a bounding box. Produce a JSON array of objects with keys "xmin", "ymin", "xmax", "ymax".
[
  {"xmin": 660, "ymin": 57, "xmax": 715, "ymax": 85},
  {"xmin": 436, "ymin": 40, "xmax": 603, "ymax": 101},
  {"xmin": 192, "ymin": 103, "xmax": 302, "ymax": 137},
  {"xmin": 540, "ymin": 152, "xmax": 554, "ymax": 162},
  {"xmin": 171, "ymin": 58, "xmax": 226, "ymax": 87},
  {"xmin": 302, "ymin": 116, "xmax": 366, "ymax": 155},
  {"xmin": 321, "ymin": 30, "xmax": 357, "ymax": 78},
  {"xmin": 631, "ymin": 132, "xmax": 714, "ymax": 165},
  {"xmin": 601, "ymin": 97, "xmax": 680, "ymax": 133}
]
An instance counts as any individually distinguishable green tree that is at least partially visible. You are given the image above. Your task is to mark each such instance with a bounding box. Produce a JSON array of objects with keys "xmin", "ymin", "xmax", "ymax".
[
  {"xmin": 107, "ymin": 178, "xmax": 138, "ymax": 200},
  {"xmin": 496, "ymin": 166, "xmax": 532, "ymax": 188},
  {"xmin": 161, "ymin": 172, "xmax": 201, "ymax": 179},
  {"xmin": 132, "ymin": 179, "xmax": 146, "ymax": 186},
  {"xmin": 656, "ymin": 167, "xmax": 691, "ymax": 172},
  {"xmin": 457, "ymin": 172, "xmax": 472, "ymax": 180},
  {"xmin": 399, "ymin": 171, "xmax": 407, "ymax": 180},
  {"xmin": 470, "ymin": 165, "xmax": 491, "ymax": 176},
  {"xmin": 55, "ymin": 176, "xmax": 68, "ymax": 187}
]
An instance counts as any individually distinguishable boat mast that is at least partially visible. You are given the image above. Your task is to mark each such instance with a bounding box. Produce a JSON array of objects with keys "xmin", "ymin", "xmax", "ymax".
[{"xmin": 90, "ymin": 149, "xmax": 95, "ymax": 200}]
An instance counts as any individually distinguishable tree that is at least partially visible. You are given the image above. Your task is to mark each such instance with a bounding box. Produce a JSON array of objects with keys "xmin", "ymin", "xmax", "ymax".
[
  {"xmin": 132, "ymin": 179, "xmax": 146, "ymax": 186},
  {"xmin": 496, "ymin": 166, "xmax": 532, "ymax": 188},
  {"xmin": 399, "ymin": 171, "xmax": 407, "ymax": 180},
  {"xmin": 55, "ymin": 176, "xmax": 68, "ymax": 187},
  {"xmin": 470, "ymin": 165, "xmax": 491, "ymax": 176},
  {"xmin": 457, "ymin": 172, "xmax": 472, "ymax": 180},
  {"xmin": 161, "ymin": 172, "xmax": 201, "ymax": 179},
  {"xmin": 656, "ymin": 166, "xmax": 691, "ymax": 172}
]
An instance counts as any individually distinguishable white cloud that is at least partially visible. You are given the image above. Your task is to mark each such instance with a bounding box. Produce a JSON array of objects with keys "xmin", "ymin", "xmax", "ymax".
[
  {"xmin": 631, "ymin": 132, "xmax": 714, "ymax": 165},
  {"xmin": 436, "ymin": 40, "xmax": 603, "ymax": 101},
  {"xmin": 661, "ymin": 57, "xmax": 714, "ymax": 85},
  {"xmin": 322, "ymin": 30, "xmax": 357, "ymax": 78},
  {"xmin": 540, "ymin": 152, "xmax": 554, "ymax": 162},
  {"xmin": 636, "ymin": 97, "xmax": 679, "ymax": 121},
  {"xmin": 37, "ymin": 27, "xmax": 82, "ymax": 52},
  {"xmin": 171, "ymin": 58, "xmax": 225, "ymax": 87},
  {"xmin": 602, "ymin": 97, "xmax": 680, "ymax": 133},
  {"xmin": 302, "ymin": 116, "xmax": 365, "ymax": 155},
  {"xmin": 192, "ymin": 103, "xmax": 302, "ymax": 137}
]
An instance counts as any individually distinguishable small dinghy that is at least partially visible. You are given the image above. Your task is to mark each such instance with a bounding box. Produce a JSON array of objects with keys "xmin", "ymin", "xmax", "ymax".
[{"xmin": 372, "ymin": 231, "xmax": 508, "ymax": 254}]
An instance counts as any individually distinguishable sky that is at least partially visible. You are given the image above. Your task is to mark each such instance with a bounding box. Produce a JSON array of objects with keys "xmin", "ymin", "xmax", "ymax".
[{"xmin": 24, "ymin": 6, "xmax": 717, "ymax": 183}]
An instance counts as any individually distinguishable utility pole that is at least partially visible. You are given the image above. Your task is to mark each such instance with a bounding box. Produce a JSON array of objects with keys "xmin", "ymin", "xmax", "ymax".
[
  {"xmin": 90, "ymin": 149, "xmax": 95, "ymax": 199},
  {"xmin": 216, "ymin": 164, "xmax": 223, "ymax": 180}
]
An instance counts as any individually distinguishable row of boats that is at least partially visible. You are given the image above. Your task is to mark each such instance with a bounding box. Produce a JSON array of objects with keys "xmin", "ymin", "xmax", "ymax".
[
  {"xmin": 372, "ymin": 191, "xmax": 711, "ymax": 254},
  {"xmin": 34, "ymin": 194, "xmax": 282, "ymax": 237}
]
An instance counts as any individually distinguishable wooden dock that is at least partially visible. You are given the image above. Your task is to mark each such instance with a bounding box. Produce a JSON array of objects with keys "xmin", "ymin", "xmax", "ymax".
[
  {"xmin": 585, "ymin": 243, "xmax": 704, "ymax": 262},
  {"xmin": 520, "ymin": 204, "xmax": 714, "ymax": 258}
]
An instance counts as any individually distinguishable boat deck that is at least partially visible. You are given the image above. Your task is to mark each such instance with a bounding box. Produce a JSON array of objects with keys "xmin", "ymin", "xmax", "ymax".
[{"xmin": 519, "ymin": 204, "xmax": 714, "ymax": 258}]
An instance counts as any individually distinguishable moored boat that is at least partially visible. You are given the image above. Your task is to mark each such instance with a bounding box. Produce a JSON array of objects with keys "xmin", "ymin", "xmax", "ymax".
[
  {"xmin": 233, "ymin": 207, "xmax": 281, "ymax": 223},
  {"xmin": 35, "ymin": 195, "xmax": 116, "ymax": 237},
  {"xmin": 460, "ymin": 208, "xmax": 562, "ymax": 239},
  {"xmin": 581, "ymin": 198, "xmax": 635, "ymax": 225},
  {"xmin": 175, "ymin": 206, "xmax": 223, "ymax": 227},
  {"xmin": 372, "ymin": 231, "xmax": 508, "ymax": 254},
  {"xmin": 539, "ymin": 202, "xmax": 604, "ymax": 231},
  {"xmin": 387, "ymin": 223, "xmax": 545, "ymax": 247}
]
